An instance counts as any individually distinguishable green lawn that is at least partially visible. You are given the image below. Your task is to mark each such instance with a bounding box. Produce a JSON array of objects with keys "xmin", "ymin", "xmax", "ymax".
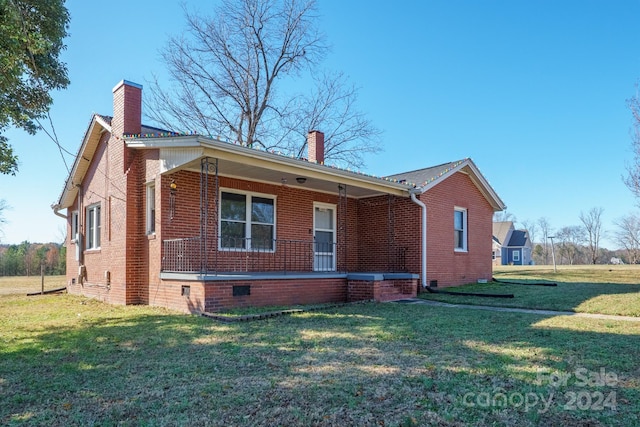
[
  {"xmin": 0, "ymin": 275, "xmax": 67, "ymax": 296},
  {"xmin": 1, "ymin": 291, "xmax": 639, "ymax": 426},
  {"xmin": 418, "ymin": 265, "xmax": 640, "ymax": 317},
  {"xmin": 494, "ymin": 264, "xmax": 640, "ymax": 285}
]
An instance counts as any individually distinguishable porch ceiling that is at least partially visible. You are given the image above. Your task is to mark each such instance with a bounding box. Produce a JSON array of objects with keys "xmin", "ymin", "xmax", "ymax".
[
  {"xmin": 132, "ymin": 136, "xmax": 413, "ymax": 199},
  {"xmin": 178, "ymin": 155, "xmax": 399, "ymax": 198}
]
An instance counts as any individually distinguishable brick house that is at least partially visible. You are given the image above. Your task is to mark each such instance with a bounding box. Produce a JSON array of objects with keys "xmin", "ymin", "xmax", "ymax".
[{"xmin": 52, "ymin": 80, "xmax": 506, "ymax": 313}]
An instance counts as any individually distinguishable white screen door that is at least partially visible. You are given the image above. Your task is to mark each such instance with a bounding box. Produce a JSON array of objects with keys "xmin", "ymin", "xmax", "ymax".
[{"xmin": 314, "ymin": 204, "xmax": 336, "ymax": 271}]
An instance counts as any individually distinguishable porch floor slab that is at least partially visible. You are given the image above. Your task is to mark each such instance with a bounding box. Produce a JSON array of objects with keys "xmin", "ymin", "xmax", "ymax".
[{"xmin": 161, "ymin": 271, "xmax": 418, "ymax": 282}]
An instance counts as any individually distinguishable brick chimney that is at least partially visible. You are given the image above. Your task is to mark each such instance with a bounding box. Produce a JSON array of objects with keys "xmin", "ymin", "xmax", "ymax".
[
  {"xmin": 112, "ymin": 80, "xmax": 142, "ymax": 137},
  {"xmin": 307, "ymin": 130, "xmax": 325, "ymax": 164}
]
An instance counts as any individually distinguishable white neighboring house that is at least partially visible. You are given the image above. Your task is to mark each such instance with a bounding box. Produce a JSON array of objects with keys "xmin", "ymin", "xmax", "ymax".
[{"xmin": 492, "ymin": 221, "xmax": 533, "ymax": 266}]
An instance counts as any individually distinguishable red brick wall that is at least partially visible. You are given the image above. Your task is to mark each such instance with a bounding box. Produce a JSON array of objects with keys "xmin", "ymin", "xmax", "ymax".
[
  {"xmin": 347, "ymin": 280, "xmax": 375, "ymax": 301},
  {"xmin": 64, "ymin": 130, "xmax": 121, "ymax": 304},
  {"xmin": 348, "ymin": 278, "xmax": 417, "ymax": 302},
  {"xmin": 150, "ymin": 277, "xmax": 346, "ymax": 313},
  {"xmin": 356, "ymin": 196, "xmax": 390, "ymax": 271},
  {"xmin": 354, "ymin": 171, "xmax": 494, "ymax": 287},
  {"xmin": 356, "ymin": 195, "xmax": 422, "ymax": 273},
  {"xmin": 203, "ymin": 278, "xmax": 346, "ymax": 312},
  {"xmin": 149, "ymin": 280, "xmax": 207, "ymax": 313},
  {"xmin": 64, "ymin": 82, "xmax": 146, "ymax": 306},
  {"xmin": 66, "ymin": 281, "xmax": 110, "ymax": 301},
  {"xmin": 145, "ymin": 150, "xmax": 162, "ymax": 299},
  {"xmin": 420, "ymin": 172, "xmax": 494, "ymax": 287}
]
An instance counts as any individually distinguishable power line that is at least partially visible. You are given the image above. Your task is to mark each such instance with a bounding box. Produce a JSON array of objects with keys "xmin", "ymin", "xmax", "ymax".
[{"xmin": 8, "ymin": 0, "xmax": 71, "ymax": 175}]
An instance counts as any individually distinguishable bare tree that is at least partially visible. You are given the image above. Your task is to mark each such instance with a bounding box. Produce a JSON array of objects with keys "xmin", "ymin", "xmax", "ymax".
[
  {"xmin": 56, "ymin": 224, "xmax": 67, "ymax": 245},
  {"xmin": 625, "ymin": 87, "xmax": 640, "ymax": 199},
  {"xmin": 0, "ymin": 200, "xmax": 8, "ymax": 242},
  {"xmin": 537, "ymin": 217, "xmax": 553, "ymax": 264},
  {"xmin": 580, "ymin": 207, "xmax": 605, "ymax": 264},
  {"xmin": 278, "ymin": 71, "xmax": 382, "ymax": 168},
  {"xmin": 521, "ymin": 219, "xmax": 537, "ymax": 245},
  {"xmin": 556, "ymin": 225, "xmax": 585, "ymax": 265},
  {"xmin": 146, "ymin": 0, "xmax": 381, "ymax": 168},
  {"xmin": 493, "ymin": 210, "xmax": 517, "ymax": 223},
  {"xmin": 613, "ymin": 213, "xmax": 640, "ymax": 264}
]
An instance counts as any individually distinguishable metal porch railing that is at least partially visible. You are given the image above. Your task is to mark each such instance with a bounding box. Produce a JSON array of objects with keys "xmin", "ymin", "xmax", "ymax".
[{"xmin": 162, "ymin": 237, "xmax": 338, "ymax": 273}]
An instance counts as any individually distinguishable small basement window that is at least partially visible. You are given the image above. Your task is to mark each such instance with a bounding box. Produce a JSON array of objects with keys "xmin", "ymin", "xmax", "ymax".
[{"xmin": 233, "ymin": 285, "xmax": 251, "ymax": 296}]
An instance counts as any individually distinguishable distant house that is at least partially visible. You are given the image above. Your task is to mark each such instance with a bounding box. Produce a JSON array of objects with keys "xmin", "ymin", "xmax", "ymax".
[
  {"xmin": 52, "ymin": 80, "xmax": 506, "ymax": 313},
  {"xmin": 492, "ymin": 221, "xmax": 532, "ymax": 266}
]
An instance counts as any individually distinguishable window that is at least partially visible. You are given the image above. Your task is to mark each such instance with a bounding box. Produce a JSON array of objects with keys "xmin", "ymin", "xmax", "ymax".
[
  {"xmin": 86, "ymin": 204, "xmax": 101, "ymax": 250},
  {"xmin": 146, "ymin": 183, "xmax": 156, "ymax": 234},
  {"xmin": 454, "ymin": 207, "xmax": 467, "ymax": 251},
  {"xmin": 220, "ymin": 191, "xmax": 275, "ymax": 250},
  {"xmin": 492, "ymin": 250, "xmax": 497, "ymax": 260},
  {"xmin": 71, "ymin": 211, "xmax": 79, "ymax": 243},
  {"xmin": 512, "ymin": 250, "xmax": 520, "ymax": 262}
]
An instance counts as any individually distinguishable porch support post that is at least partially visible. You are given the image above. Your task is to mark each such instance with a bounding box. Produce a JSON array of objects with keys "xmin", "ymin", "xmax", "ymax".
[
  {"xmin": 388, "ymin": 194, "xmax": 394, "ymax": 271},
  {"xmin": 338, "ymin": 184, "xmax": 347, "ymax": 272},
  {"xmin": 200, "ymin": 157, "xmax": 219, "ymax": 272}
]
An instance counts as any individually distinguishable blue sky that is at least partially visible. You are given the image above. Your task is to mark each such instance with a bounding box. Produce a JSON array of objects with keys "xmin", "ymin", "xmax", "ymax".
[{"xmin": 1, "ymin": 0, "xmax": 639, "ymax": 248}]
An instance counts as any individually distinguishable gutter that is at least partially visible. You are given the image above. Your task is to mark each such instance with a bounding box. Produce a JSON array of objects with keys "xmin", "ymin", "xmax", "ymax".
[
  {"xmin": 51, "ymin": 203, "xmax": 67, "ymax": 219},
  {"xmin": 126, "ymin": 135, "xmax": 413, "ymax": 197},
  {"xmin": 409, "ymin": 189, "xmax": 427, "ymax": 288}
]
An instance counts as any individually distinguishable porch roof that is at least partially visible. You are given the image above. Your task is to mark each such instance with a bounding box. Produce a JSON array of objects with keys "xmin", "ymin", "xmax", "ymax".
[{"xmin": 125, "ymin": 135, "xmax": 415, "ymax": 198}]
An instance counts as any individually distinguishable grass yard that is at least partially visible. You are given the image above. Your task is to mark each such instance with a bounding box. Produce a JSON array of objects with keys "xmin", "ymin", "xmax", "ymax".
[
  {"xmin": 419, "ymin": 265, "xmax": 640, "ymax": 317},
  {"xmin": 0, "ymin": 275, "xmax": 67, "ymax": 296},
  {"xmin": 494, "ymin": 264, "xmax": 640, "ymax": 285},
  {"xmin": 1, "ymin": 290, "xmax": 639, "ymax": 426}
]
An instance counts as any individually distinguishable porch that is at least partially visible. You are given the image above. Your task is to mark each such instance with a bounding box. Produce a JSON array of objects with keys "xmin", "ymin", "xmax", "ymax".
[
  {"xmin": 158, "ymin": 236, "xmax": 417, "ymax": 312},
  {"xmin": 144, "ymin": 140, "xmax": 420, "ymax": 311}
]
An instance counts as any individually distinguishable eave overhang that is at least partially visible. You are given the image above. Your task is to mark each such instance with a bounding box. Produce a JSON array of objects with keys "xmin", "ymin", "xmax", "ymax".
[
  {"xmin": 52, "ymin": 115, "xmax": 112, "ymax": 214},
  {"xmin": 125, "ymin": 135, "xmax": 414, "ymax": 199},
  {"xmin": 412, "ymin": 158, "xmax": 506, "ymax": 211}
]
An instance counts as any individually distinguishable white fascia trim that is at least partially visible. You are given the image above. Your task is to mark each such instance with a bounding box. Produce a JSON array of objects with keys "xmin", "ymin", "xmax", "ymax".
[
  {"xmin": 411, "ymin": 158, "xmax": 506, "ymax": 211},
  {"xmin": 127, "ymin": 135, "xmax": 413, "ymax": 196},
  {"xmin": 126, "ymin": 137, "xmax": 201, "ymax": 149},
  {"xmin": 94, "ymin": 115, "xmax": 112, "ymax": 133},
  {"xmin": 56, "ymin": 116, "xmax": 108, "ymax": 210}
]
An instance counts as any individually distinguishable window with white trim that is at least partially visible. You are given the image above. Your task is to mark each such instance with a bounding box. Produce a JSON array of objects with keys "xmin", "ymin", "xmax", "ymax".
[
  {"xmin": 220, "ymin": 191, "xmax": 275, "ymax": 250},
  {"xmin": 86, "ymin": 203, "xmax": 101, "ymax": 250},
  {"xmin": 454, "ymin": 207, "xmax": 467, "ymax": 251},
  {"xmin": 512, "ymin": 250, "xmax": 520, "ymax": 262},
  {"xmin": 146, "ymin": 183, "xmax": 156, "ymax": 234},
  {"xmin": 71, "ymin": 210, "xmax": 79, "ymax": 243}
]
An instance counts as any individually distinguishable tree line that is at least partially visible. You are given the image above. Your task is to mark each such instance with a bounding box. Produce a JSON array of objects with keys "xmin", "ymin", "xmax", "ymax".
[
  {"xmin": 0, "ymin": 242, "xmax": 66, "ymax": 276},
  {"xmin": 497, "ymin": 206, "xmax": 640, "ymax": 265}
]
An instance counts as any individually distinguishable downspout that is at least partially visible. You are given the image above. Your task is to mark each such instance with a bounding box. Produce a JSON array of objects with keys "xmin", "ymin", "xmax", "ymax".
[
  {"xmin": 409, "ymin": 190, "xmax": 427, "ymax": 288},
  {"xmin": 52, "ymin": 204, "xmax": 67, "ymax": 219},
  {"xmin": 409, "ymin": 188, "xmax": 515, "ymax": 298}
]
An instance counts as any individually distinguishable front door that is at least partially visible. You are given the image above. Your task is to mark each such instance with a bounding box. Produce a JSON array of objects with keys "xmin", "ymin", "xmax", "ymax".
[{"xmin": 313, "ymin": 203, "xmax": 336, "ymax": 271}]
